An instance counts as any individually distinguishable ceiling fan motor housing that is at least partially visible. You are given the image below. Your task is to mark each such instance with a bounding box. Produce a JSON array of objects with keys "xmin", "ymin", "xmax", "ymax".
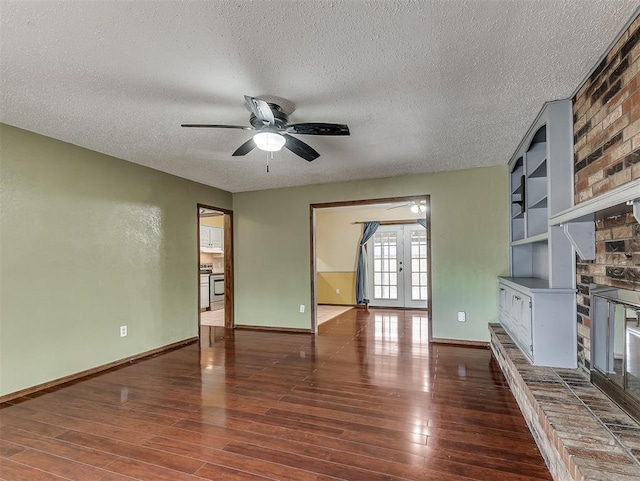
[{"xmin": 249, "ymin": 104, "xmax": 289, "ymax": 129}]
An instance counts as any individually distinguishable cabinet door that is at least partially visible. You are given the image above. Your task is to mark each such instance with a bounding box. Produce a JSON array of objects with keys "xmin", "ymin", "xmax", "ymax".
[
  {"xmin": 521, "ymin": 299, "xmax": 532, "ymax": 356},
  {"xmin": 199, "ymin": 226, "xmax": 210, "ymax": 248},
  {"xmin": 200, "ymin": 275, "xmax": 210, "ymax": 309},
  {"xmin": 499, "ymin": 285, "xmax": 510, "ymax": 327},
  {"xmin": 210, "ymin": 227, "xmax": 223, "ymax": 250},
  {"xmin": 510, "ymin": 291, "xmax": 532, "ymax": 355},
  {"xmin": 200, "ymin": 283, "xmax": 209, "ymax": 308}
]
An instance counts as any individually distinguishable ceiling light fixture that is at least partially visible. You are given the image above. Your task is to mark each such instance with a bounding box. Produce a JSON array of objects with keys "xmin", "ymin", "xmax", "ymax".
[
  {"xmin": 410, "ymin": 202, "xmax": 427, "ymax": 214},
  {"xmin": 253, "ymin": 132, "xmax": 286, "ymax": 152}
]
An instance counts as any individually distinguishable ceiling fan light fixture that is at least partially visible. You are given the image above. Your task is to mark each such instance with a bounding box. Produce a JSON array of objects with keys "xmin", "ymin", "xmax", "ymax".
[
  {"xmin": 253, "ymin": 132, "xmax": 286, "ymax": 152},
  {"xmin": 409, "ymin": 202, "xmax": 427, "ymax": 214}
]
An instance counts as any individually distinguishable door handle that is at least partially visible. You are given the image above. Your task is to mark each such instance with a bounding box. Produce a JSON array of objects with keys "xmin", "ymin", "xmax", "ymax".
[{"xmin": 399, "ymin": 267, "xmax": 403, "ymax": 272}]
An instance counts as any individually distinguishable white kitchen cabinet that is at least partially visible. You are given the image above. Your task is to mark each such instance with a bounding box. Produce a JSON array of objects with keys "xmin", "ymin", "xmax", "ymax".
[
  {"xmin": 200, "ymin": 275, "xmax": 210, "ymax": 309},
  {"xmin": 199, "ymin": 226, "xmax": 223, "ymax": 252},
  {"xmin": 499, "ymin": 99, "xmax": 577, "ymax": 368}
]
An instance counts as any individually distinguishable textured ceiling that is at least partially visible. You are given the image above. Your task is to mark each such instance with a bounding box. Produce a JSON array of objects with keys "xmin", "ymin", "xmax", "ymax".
[{"xmin": 1, "ymin": 1, "xmax": 638, "ymax": 193}]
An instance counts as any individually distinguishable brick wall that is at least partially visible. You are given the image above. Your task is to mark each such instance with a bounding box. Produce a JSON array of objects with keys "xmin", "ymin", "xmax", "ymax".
[
  {"xmin": 573, "ymin": 14, "xmax": 640, "ymax": 203},
  {"xmin": 573, "ymin": 14, "xmax": 640, "ymax": 373}
]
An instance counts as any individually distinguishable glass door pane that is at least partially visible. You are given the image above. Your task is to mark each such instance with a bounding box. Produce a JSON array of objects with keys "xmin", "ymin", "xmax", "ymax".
[
  {"xmin": 626, "ymin": 309, "xmax": 640, "ymax": 397},
  {"xmin": 409, "ymin": 230, "xmax": 428, "ymax": 301},
  {"xmin": 372, "ymin": 231, "xmax": 399, "ymax": 301}
]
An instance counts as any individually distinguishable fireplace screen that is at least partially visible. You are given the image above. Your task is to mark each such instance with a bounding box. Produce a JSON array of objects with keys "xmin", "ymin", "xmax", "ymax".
[{"xmin": 592, "ymin": 286, "xmax": 640, "ymax": 420}]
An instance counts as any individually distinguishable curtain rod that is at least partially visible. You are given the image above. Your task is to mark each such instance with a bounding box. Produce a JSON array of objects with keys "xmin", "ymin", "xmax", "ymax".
[{"xmin": 352, "ymin": 219, "xmax": 423, "ymax": 225}]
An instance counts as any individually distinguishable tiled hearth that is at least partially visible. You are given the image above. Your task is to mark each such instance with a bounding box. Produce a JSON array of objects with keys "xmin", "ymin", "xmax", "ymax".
[{"xmin": 490, "ymin": 323, "xmax": 640, "ymax": 481}]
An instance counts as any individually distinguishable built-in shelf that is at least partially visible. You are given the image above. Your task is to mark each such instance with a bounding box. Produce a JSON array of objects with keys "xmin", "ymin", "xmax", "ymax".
[
  {"xmin": 501, "ymin": 99, "xmax": 576, "ymax": 368},
  {"xmin": 528, "ymin": 159, "xmax": 547, "ymax": 179},
  {"xmin": 528, "ymin": 196, "xmax": 547, "ymax": 210},
  {"xmin": 511, "ymin": 232, "xmax": 549, "ymax": 246},
  {"xmin": 526, "ymin": 144, "xmax": 547, "ymax": 177}
]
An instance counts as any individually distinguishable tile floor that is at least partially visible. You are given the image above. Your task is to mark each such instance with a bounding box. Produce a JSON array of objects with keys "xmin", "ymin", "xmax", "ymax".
[
  {"xmin": 201, "ymin": 308, "xmax": 224, "ymax": 326},
  {"xmin": 200, "ymin": 305, "xmax": 354, "ymax": 328},
  {"xmin": 316, "ymin": 304, "xmax": 353, "ymax": 326}
]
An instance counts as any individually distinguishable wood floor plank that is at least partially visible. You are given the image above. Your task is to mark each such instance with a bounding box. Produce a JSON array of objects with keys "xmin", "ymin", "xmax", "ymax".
[
  {"xmin": 223, "ymin": 441, "xmax": 409, "ymax": 481},
  {"xmin": 0, "ymin": 425, "xmax": 118, "ymax": 468},
  {"xmin": 9, "ymin": 449, "xmax": 134, "ymax": 481},
  {"xmin": 57, "ymin": 430, "xmax": 205, "ymax": 474},
  {"xmin": 174, "ymin": 419, "xmax": 333, "ymax": 460},
  {"xmin": 143, "ymin": 435, "xmax": 318, "ymax": 481},
  {"xmin": 104, "ymin": 457, "xmax": 215, "ymax": 481},
  {"xmin": 0, "ymin": 457, "xmax": 69, "ymax": 481},
  {"xmin": 0, "ymin": 308, "xmax": 552, "ymax": 480}
]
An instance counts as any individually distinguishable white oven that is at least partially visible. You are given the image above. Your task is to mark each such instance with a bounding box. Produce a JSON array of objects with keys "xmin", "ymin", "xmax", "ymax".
[{"xmin": 210, "ymin": 273, "xmax": 224, "ymax": 310}]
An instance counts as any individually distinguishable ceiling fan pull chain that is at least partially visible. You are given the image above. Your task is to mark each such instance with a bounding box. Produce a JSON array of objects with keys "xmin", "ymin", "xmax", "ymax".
[{"xmin": 266, "ymin": 151, "xmax": 273, "ymax": 173}]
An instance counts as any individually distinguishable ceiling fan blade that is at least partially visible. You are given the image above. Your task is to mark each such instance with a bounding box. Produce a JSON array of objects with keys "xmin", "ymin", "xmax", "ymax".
[
  {"xmin": 386, "ymin": 204, "xmax": 408, "ymax": 210},
  {"xmin": 286, "ymin": 123, "xmax": 350, "ymax": 136},
  {"xmin": 181, "ymin": 124, "xmax": 254, "ymax": 130},
  {"xmin": 283, "ymin": 134, "xmax": 320, "ymax": 162},
  {"xmin": 244, "ymin": 96, "xmax": 275, "ymax": 126},
  {"xmin": 232, "ymin": 138, "xmax": 257, "ymax": 156}
]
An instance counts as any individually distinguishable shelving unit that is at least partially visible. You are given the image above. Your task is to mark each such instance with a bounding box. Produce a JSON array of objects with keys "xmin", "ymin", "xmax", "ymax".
[{"xmin": 499, "ymin": 99, "xmax": 577, "ymax": 368}]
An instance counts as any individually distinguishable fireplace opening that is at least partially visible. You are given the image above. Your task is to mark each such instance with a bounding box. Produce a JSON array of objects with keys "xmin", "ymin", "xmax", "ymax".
[{"xmin": 591, "ymin": 285, "xmax": 640, "ymax": 423}]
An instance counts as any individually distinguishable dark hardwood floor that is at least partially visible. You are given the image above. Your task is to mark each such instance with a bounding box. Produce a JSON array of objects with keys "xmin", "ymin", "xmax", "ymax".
[{"xmin": 0, "ymin": 309, "xmax": 552, "ymax": 480}]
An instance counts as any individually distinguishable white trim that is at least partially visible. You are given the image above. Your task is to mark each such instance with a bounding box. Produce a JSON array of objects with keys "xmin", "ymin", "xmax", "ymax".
[{"xmin": 550, "ymin": 181, "xmax": 640, "ymax": 226}]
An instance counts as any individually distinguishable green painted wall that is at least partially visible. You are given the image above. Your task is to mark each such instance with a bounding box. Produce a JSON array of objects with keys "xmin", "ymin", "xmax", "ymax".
[
  {"xmin": 233, "ymin": 166, "xmax": 508, "ymax": 341},
  {"xmin": 0, "ymin": 124, "xmax": 231, "ymax": 396}
]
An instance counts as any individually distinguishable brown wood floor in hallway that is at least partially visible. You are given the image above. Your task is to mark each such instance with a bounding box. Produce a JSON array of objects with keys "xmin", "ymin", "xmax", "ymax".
[{"xmin": 0, "ymin": 309, "xmax": 552, "ymax": 480}]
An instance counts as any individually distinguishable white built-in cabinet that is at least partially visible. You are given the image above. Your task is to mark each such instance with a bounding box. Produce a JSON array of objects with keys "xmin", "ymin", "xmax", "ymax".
[
  {"xmin": 199, "ymin": 226, "xmax": 223, "ymax": 252},
  {"xmin": 499, "ymin": 99, "xmax": 577, "ymax": 368}
]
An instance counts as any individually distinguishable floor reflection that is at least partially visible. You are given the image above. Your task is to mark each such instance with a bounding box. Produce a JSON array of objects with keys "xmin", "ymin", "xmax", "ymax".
[{"xmin": 0, "ymin": 306, "xmax": 549, "ymax": 480}]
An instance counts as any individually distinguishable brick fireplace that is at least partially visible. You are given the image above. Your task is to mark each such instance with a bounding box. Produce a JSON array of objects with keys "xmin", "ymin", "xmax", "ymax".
[
  {"xmin": 573, "ymin": 13, "xmax": 640, "ymax": 375},
  {"xmin": 491, "ymin": 12, "xmax": 640, "ymax": 481}
]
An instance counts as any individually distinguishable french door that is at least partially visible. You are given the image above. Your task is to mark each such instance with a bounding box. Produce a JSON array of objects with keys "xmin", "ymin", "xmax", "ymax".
[{"xmin": 367, "ymin": 225, "xmax": 428, "ymax": 308}]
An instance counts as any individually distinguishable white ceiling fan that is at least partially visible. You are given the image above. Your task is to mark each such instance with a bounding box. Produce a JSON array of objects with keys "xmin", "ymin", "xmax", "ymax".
[{"xmin": 387, "ymin": 200, "xmax": 427, "ymax": 214}]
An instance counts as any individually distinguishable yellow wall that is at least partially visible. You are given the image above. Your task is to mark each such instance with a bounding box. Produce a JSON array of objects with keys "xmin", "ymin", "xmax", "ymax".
[
  {"xmin": 233, "ymin": 165, "xmax": 508, "ymax": 341},
  {"xmin": 317, "ymin": 272, "xmax": 356, "ymax": 304},
  {"xmin": 0, "ymin": 124, "xmax": 232, "ymax": 397},
  {"xmin": 200, "ymin": 215, "xmax": 224, "ymax": 227}
]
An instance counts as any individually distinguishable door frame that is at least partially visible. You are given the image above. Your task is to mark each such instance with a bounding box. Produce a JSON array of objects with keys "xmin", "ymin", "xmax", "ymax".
[
  {"xmin": 310, "ymin": 195, "xmax": 431, "ymax": 335},
  {"xmin": 197, "ymin": 203, "xmax": 234, "ymax": 330}
]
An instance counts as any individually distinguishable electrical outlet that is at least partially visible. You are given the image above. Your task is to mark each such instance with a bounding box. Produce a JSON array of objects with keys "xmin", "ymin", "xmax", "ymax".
[
  {"xmin": 299, "ymin": 304, "xmax": 305, "ymax": 313},
  {"xmin": 120, "ymin": 325, "xmax": 128, "ymax": 337},
  {"xmin": 336, "ymin": 288, "xmax": 340, "ymax": 294},
  {"xmin": 457, "ymin": 311, "xmax": 466, "ymax": 322}
]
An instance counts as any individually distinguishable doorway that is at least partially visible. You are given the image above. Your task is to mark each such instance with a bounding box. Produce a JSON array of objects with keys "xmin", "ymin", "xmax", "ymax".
[
  {"xmin": 197, "ymin": 204, "xmax": 234, "ymax": 339},
  {"xmin": 310, "ymin": 196, "xmax": 431, "ymax": 334},
  {"xmin": 368, "ymin": 224, "xmax": 428, "ymax": 308}
]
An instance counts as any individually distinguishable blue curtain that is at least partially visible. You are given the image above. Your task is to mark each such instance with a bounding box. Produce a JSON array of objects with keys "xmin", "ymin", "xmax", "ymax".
[
  {"xmin": 417, "ymin": 218, "xmax": 427, "ymax": 228},
  {"xmin": 356, "ymin": 221, "xmax": 380, "ymax": 305}
]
